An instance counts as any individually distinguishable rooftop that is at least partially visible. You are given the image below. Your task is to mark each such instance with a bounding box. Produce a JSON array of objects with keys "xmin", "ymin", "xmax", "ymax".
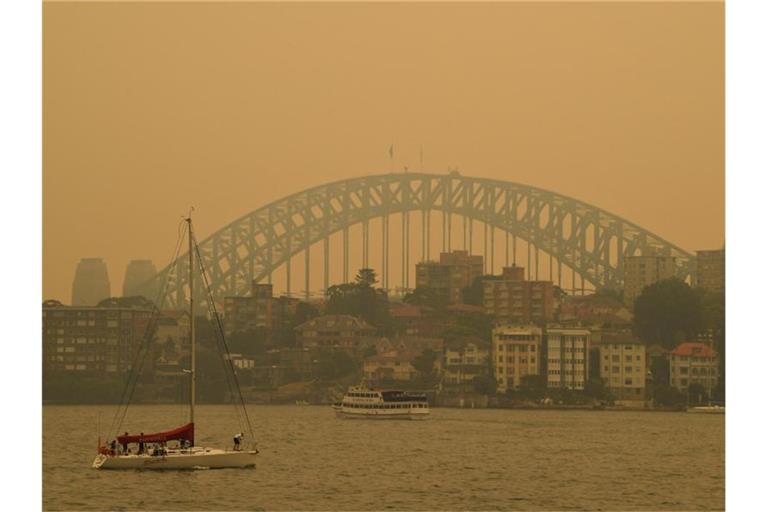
[
  {"xmin": 671, "ymin": 342, "xmax": 717, "ymax": 358},
  {"xmin": 295, "ymin": 314, "xmax": 376, "ymax": 332}
]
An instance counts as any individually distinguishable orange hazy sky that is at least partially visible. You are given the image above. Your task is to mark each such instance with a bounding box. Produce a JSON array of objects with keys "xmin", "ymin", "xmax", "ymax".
[{"xmin": 43, "ymin": 1, "xmax": 723, "ymax": 301}]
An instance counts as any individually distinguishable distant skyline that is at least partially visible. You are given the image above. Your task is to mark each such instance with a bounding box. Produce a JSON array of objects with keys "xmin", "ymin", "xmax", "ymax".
[{"xmin": 43, "ymin": 1, "xmax": 723, "ymax": 301}]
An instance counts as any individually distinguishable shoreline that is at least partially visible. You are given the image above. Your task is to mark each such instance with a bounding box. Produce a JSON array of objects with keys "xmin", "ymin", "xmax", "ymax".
[{"xmin": 42, "ymin": 401, "xmax": 695, "ymax": 413}]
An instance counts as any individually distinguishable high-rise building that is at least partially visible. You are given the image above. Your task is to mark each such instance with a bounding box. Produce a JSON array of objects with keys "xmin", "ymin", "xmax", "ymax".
[
  {"xmin": 294, "ymin": 314, "xmax": 377, "ymax": 353},
  {"xmin": 695, "ymin": 249, "xmax": 725, "ymax": 293},
  {"xmin": 122, "ymin": 259, "xmax": 158, "ymax": 298},
  {"xmin": 492, "ymin": 325, "xmax": 543, "ymax": 392},
  {"xmin": 415, "ymin": 250, "xmax": 483, "ymax": 304},
  {"xmin": 223, "ymin": 280, "xmax": 302, "ymax": 337},
  {"xmin": 223, "ymin": 281, "xmax": 276, "ymax": 335},
  {"xmin": 622, "ymin": 252, "xmax": 677, "ymax": 308},
  {"xmin": 545, "ymin": 328, "xmax": 590, "ymax": 390},
  {"xmin": 42, "ymin": 299, "xmax": 153, "ymax": 375},
  {"xmin": 71, "ymin": 258, "xmax": 111, "ymax": 306},
  {"xmin": 597, "ymin": 333, "xmax": 647, "ymax": 405},
  {"xmin": 482, "ymin": 266, "xmax": 554, "ymax": 323}
]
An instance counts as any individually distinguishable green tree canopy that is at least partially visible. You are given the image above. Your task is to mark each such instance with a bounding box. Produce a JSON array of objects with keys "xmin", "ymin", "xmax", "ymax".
[
  {"xmin": 699, "ymin": 288, "xmax": 725, "ymax": 388},
  {"xmin": 325, "ymin": 269, "xmax": 391, "ymax": 332},
  {"xmin": 403, "ymin": 286, "xmax": 447, "ymax": 310},
  {"xmin": 412, "ymin": 348, "xmax": 438, "ymax": 377},
  {"xmin": 653, "ymin": 384, "xmax": 686, "ymax": 407},
  {"xmin": 594, "ymin": 286, "xmax": 623, "ymax": 303},
  {"xmin": 227, "ymin": 327, "xmax": 270, "ymax": 357},
  {"xmin": 633, "ymin": 278, "xmax": 704, "ymax": 349},
  {"xmin": 316, "ymin": 350, "xmax": 358, "ymax": 380},
  {"xmin": 472, "ymin": 374, "xmax": 497, "ymax": 395},
  {"xmin": 441, "ymin": 317, "xmax": 492, "ymax": 351},
  {"xmin": 584, "ymin": 377, "xmax": 612, "ymax": 401}
]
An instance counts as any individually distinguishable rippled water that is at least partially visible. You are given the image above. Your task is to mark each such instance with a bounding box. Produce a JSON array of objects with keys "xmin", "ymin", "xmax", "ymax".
[{"xmin": 43, "ymin": 405, "xmax": 724, "ymax": 511}]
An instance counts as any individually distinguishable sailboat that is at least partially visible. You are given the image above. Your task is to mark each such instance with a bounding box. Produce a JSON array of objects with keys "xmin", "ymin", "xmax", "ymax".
[{"xmin": 92, "ymin": 214, "xmax": 258, "ymax": 469}]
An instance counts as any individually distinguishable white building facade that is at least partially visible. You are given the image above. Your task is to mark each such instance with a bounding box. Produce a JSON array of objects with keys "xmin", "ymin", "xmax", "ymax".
[
  {"xmin": 546, "ymin": 328, "xmax": 590, "ymax": 390},
  {"xmin": 492, "ymin": 325, "xmax": 543, "ymax": 393},
  {"xmin": 598, "ymin": 336, "xmax": 647, "ymax": 404}
]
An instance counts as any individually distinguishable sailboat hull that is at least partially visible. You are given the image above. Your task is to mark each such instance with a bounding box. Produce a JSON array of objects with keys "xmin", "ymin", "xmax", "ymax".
[{"xmin": 92, "ymin": 449, "xmax": 258, "ymax": 470}]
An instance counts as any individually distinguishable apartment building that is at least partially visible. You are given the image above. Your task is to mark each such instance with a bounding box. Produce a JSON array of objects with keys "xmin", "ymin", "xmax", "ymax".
[
  {"xmin": 546, "ymin": 328, "xmax": 590, "ymax": 390},
  {"xmin": 294, "ymin": 314, "xmax": 377, "ymax": 353},
  {"xmin": 623, "ymin": 252, "xmax": 677, "ymax": 308},
  {"xmin": 695, "ymin": 249, "xmax": 725, "ymax": 293},
  {"xmin": 42, "ymin": 299, "xmax": 153, "ymax": 376},
  {"xmin": 597, "ymin": 334, "xmax": 647, "ymax": 404},
  {"xmin": 492, "ymin": 325, "xmax": 543, "ymax": 392},
  {"xmin": 483, "ymin": 266, "xmax": 554, "ymax": 323},
  {"xmin": 443, "ymin": 342, "xmax": 490, "ymax": 390},
  {"xmin": 669, "ymin": 342, "xmax": 719, "ymax": 393},
  {"xmin": 223, "ymin": 281, "xmax": 276, "ymax": 335},
  {"xmin": 415, "ymin": 250, "xmax": 483, "ymax": 304}
]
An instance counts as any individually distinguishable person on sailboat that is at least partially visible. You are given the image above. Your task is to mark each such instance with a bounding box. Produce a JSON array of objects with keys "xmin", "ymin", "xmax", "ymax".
[
  {"xmin": 138, "ymin": 433, "xmax": 145, "ymax": 455},
  {"xmin": 121, "ymin": 432, "xmax": 129, "ymax": 453},
  {"xmin": 233, "ymin": 432, "xmax": 243, "ymax": 451}
]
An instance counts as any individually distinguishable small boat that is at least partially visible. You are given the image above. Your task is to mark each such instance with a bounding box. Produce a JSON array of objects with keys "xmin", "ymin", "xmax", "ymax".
[
  {"xmin": 332, "ymin": 385, "xmax": 430, "ymax": 420},
  {"xmin": 93, "ymin": 213, "xmax": 258, "ymax": 470},
  {"xmin": 687, "ymin": 404, "xmax": 725, "ymax": 414}
]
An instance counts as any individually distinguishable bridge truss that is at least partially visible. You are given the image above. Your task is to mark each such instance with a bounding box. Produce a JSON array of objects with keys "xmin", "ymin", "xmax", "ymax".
[{"xmin": 141, "ymin": 172, "xmax": 693, "ymax": 309}]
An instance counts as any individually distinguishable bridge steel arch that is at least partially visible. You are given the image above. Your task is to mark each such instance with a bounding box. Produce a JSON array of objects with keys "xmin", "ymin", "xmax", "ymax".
[{"xmin": 143, "ymin": 172, "xmax": 694, "ymax": 309}]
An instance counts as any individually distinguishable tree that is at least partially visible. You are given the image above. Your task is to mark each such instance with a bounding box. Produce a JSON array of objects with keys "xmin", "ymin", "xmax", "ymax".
[
  {"xmin": 633, "ymin": 278, "xmax": 704, "ymax": 349},
  {"xmin": 227, "ymin": 328, "xmax": 270, "ymax": 358},
  {"xmin": 688, "ymin": 382, "xmax": 709, "ymax": 406},
  {"xmin": 412, "ymin": 349, "xmax": 438, "ymax": 378},
  {"xmin": 472, "ymin": 374, "xmax": 498, "ymax": 395},
  {"xmin": 595, "ymin": 286, "xmax": 623, "ymax": 303},
  {"xmin": 325, "ymin": 269, "xmax": 391, "ymax": 331},
  {"xmin": 584, "ymin": 377, "xmax": 613, "ymax": 402},
  {"xmin": 649, "ymin": 355, "xmax": 670, "ymax": 386},
  {"xmin": 653, "ymin": 384, "xmax": 686, "ymax": 407},
  {"xmin": 700, "ymin": 289, "xmax": 725, "ymax": 390},
  {"xmin": 294, "ymin": 301, "xmax": 320, "ymax": 326},
  {"xmin": 517, "ymin": 375, "xmax": 547, "ymax": 401},
  {"xmin": 316, "ymin": 350, "xmax": 358, "ymax": 380},
  {"xmin": 441, "ymin": 309, "xmax": 492, "ymax": 351},
  {"xmin": 162, "ymin": 336, "xmax": 177, "ymax": 361},
  {"xmin": 355, "ymin": 268, "xmax": 378, "ymax": 287},
  {"xmin": 403, "ymin": 286, "xmax": 447, "ymax": 310}
]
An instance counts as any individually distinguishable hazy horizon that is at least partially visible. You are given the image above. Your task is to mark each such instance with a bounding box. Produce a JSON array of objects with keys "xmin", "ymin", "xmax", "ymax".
[{"xmin": 43, "ymin": 1, "xmax": 723, "ymax": 302}]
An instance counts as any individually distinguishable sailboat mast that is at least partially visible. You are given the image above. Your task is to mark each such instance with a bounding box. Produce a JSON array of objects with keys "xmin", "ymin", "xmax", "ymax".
[{"xmin": 187, "ymin": 215, "xmax": 196, "ymax": 426}]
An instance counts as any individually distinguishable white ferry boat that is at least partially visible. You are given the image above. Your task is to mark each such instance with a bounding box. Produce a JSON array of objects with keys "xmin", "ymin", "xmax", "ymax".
[{"xmin": 332, "ymin": 386, "xmax": 430, "ymax": 420}]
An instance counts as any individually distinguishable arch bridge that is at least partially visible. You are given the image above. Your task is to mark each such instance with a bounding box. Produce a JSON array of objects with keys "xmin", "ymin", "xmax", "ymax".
[{"xmin": 142, "ymin": 172, "xmax": 693, "ymax": 309}]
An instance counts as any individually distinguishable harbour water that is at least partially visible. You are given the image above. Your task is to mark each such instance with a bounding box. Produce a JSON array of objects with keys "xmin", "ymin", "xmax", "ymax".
[{"xmin": 43, "ymin": 405, "xmax": 724, "ymax": 511}]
